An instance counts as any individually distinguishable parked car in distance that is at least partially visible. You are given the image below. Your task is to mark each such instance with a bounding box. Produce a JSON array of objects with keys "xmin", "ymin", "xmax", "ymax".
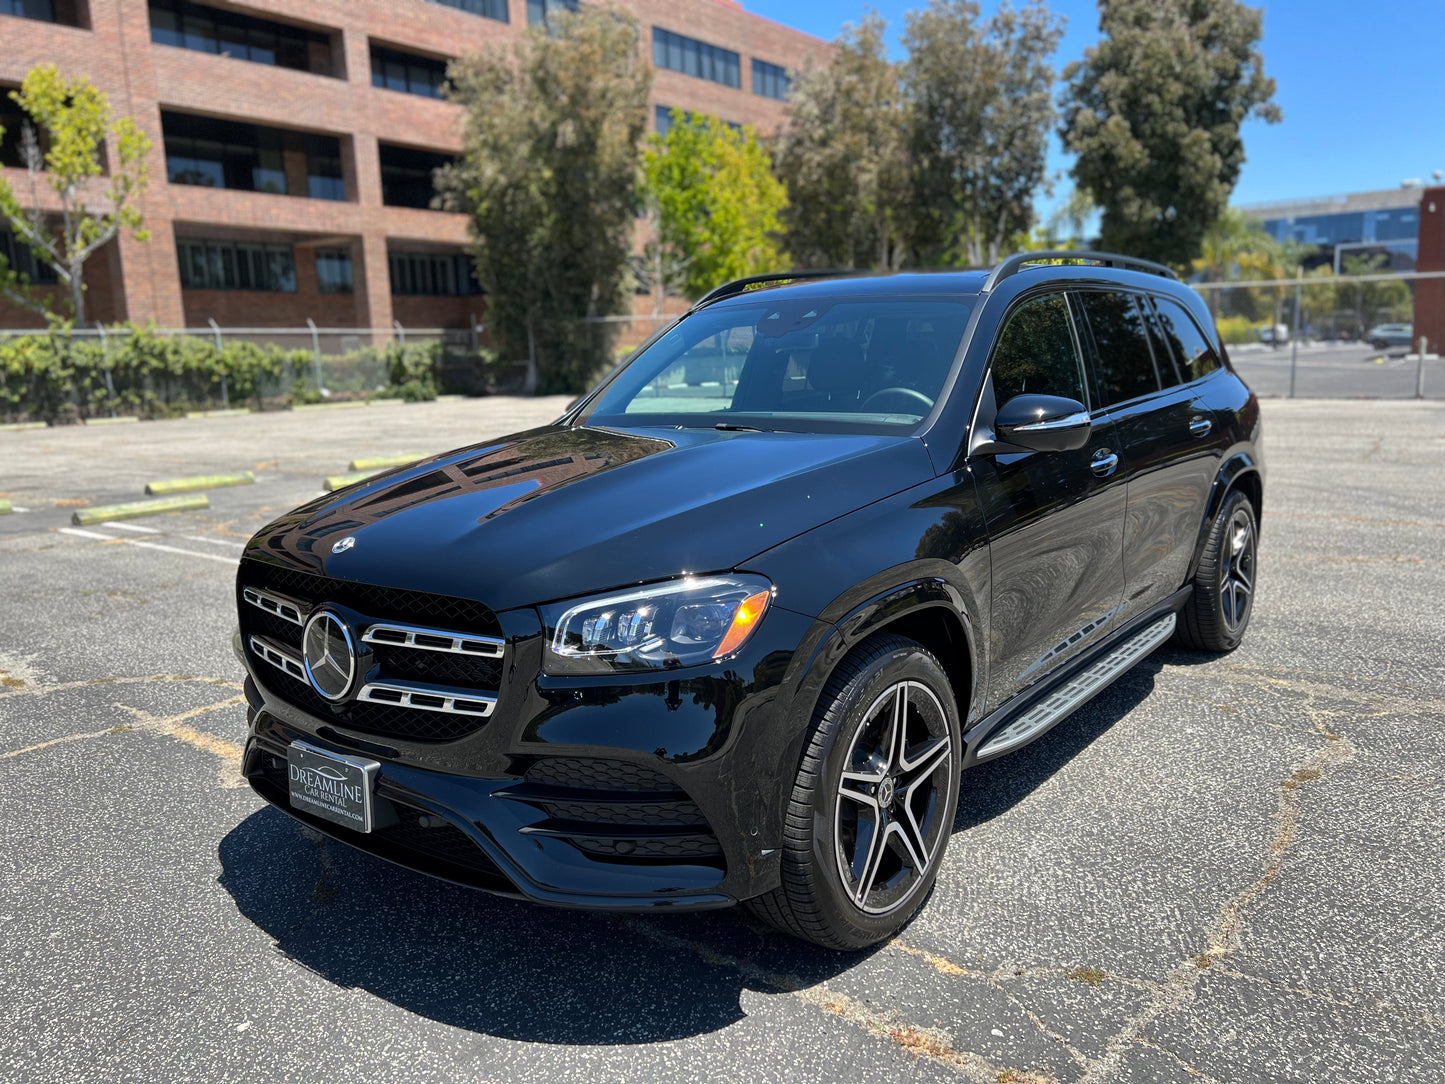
[
  {"xmin": 235, "ymin": 251, "xmax": 1263, "ymax": 949},
  {"xmin": 1366, "ymin": 323, "xmax": 1415, "ymax": 349},
  {"xmin": 1255, "ymin": 323, "xmax": 1290, "ymax": 346}
]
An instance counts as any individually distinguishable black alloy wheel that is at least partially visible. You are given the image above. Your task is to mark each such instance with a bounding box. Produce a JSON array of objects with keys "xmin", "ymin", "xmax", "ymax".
[
  {"xmin": 1176, "ymin": 488, "xmax": 1259, "ymax": 652},
  {"xmin": 748, "ymin": 634, "xmax": 962, "ymax": 949}
]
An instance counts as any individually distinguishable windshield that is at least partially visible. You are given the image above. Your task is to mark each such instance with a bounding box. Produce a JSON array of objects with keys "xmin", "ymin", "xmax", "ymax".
[{"xmin": 581, "ymin": 295, "xmax": 974, "ymax": 434}]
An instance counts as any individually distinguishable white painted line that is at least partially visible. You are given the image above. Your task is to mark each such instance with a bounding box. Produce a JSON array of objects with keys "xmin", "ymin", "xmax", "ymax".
[
  {"xmin": 59, "ymin": 527, "xmax": 117, "ymax": 542},
  {"xmin": 58, "ymin": 525, "xmax": 238, "ymax": 566},
  {"xmin": 125, "ymin": 539, "xmax": 239, "ymax": 566},
  {"xmin": 9, "ymin": 506, "xmax": 30, "ymax": 513},
  {"xmin": 102, "ymin": 521, "xmax": 162, "ymax": 534},
  {"xmin": 181, "ymin": 534, "xmax": 246, "ymax": 549}
]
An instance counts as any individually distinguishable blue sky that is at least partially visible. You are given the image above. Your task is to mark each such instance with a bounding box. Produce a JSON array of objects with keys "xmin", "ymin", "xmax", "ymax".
[{"xmin": 746, "ymin": 0, "xmax": 1445, "ymax": 217}]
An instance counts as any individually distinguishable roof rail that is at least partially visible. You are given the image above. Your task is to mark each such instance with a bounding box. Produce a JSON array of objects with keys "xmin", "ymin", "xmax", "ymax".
[
  {"xmin": 694, "ymin": 269, "xmax": 854, "ymax": 307},
  {"xmin": 982, "ymin": 250, "xmax": 1179, "ymax": 293}
]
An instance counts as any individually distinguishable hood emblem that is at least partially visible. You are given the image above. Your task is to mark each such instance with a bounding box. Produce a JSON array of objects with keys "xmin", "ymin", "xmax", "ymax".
[{"xmin": 331, "ymin": 536, "xmax": 356, "ymax": 554}]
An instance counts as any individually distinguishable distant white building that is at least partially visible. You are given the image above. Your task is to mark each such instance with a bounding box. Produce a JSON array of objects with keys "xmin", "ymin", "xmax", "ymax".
[{"xmin": 1237, "ymin": 187, "xmax": 1423, "ymax": 271}]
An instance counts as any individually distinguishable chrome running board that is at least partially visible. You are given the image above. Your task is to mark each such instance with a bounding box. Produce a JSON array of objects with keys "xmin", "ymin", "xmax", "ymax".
[{"xmin": 976, "ymin": 613, "xmax": 1177, "ymax": 761}]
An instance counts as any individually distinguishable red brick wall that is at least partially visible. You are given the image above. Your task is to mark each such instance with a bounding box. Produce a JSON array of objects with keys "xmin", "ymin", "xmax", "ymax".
[
  {"xmin": 0, "ymin": 0, "xmax": 825, "ymax": 332},
  {"xmin": 1413, "ymin": 187, "xmax": 1443, "ymax": 355}
]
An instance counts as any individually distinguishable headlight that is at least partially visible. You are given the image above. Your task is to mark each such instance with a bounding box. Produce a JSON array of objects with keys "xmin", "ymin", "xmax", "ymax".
[{"xmin": 540, "ymin": 574, "xmax": 774, "ymax": 675}]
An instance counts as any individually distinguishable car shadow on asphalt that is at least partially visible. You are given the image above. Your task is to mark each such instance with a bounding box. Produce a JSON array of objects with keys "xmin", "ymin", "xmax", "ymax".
[
  {"xmin": 955, "ymin": 655, "xmax": 1165, "ymax": 831},
  {"xmin": 217, "ymin": 809, "xmax": 872, "ymax": 1044}
]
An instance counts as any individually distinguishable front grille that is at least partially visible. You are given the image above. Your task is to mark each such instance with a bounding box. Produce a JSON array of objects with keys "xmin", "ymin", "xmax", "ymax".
[
  {"xmin": 239, "ymin": 558, "xmax": 503, "ymax": 743},
  {"xmin": 514, "ymin": 757, "xmax": 722, "ymax": 862}
]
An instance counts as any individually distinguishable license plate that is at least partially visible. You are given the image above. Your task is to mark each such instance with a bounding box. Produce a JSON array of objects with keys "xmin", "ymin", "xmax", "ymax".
[{"xmin": 287, "ymin": 741, "xmax": 379, "ymax": 833}]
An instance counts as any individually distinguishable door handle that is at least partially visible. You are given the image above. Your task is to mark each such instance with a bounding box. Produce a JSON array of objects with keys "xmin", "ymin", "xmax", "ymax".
[
  {"xmin": 1091, "ymin": 449, "xmax": 1119, "ymax": 477},
  {"xmin": 1189, "ymin": 415, "xmax": 1212, "ymax": 437}
]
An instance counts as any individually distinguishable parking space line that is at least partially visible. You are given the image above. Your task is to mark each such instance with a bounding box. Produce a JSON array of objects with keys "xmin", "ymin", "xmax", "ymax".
[
  {"xmin": 57, "ymin": 526, "xmax": 239, "ymax": 567},
  {"xmin": 181, "ymin": 535, "xmax": 246, "ymax": 549},
  {"xmin": 102, "ymin": 521, "xmax": 162, "ymax": 534}
]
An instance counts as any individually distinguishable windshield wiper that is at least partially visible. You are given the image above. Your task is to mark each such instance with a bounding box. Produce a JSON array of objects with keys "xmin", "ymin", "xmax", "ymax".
[{"xmin": 713, "ymin": 423, "xmax": 772, "ymax": 433}]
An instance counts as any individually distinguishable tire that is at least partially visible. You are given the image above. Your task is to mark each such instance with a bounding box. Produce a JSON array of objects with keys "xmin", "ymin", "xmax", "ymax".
[
  {"xmin": 1175, "ymin": 488, "xmax": 1258, "ymax": 652},
  {"xmin": 747, "ymin": 633, "xmax": 963, "ymax": 950}
]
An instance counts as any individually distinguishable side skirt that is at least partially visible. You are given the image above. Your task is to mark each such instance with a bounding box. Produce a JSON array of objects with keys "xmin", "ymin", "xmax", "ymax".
[{"xmin": 966, "ymin": 588, "xmax": 1190, "ymax": 766}]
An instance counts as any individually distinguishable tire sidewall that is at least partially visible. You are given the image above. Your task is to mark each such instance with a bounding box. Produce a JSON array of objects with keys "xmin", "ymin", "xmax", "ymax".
[
  {"xmin": 805, "ymin": 644, "xmax": 962, "ymax": 947},
  {"xmin": 1207, "ymin": 489, "xmax": 1257, "ymax": 650}
]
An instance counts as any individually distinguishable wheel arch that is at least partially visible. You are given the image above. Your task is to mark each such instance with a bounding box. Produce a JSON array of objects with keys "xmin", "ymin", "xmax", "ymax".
[{"xmin": 1188, "ymin": 451, "xmax": 1264, "ymax": 580}]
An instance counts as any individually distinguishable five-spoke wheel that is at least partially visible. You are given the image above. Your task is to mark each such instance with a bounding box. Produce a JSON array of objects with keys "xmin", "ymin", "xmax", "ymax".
[{"xmin": 1176, "ymin": 487, "xmax": 1258, "ymax": 652}]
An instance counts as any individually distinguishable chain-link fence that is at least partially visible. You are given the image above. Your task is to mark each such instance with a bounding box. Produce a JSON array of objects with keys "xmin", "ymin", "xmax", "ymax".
[{"xmin": 1196, "ymin": 269, "xmax": 1442, "ymax": 399}]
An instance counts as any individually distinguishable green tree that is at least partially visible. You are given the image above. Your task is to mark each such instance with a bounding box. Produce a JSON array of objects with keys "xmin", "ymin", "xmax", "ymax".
[
  {"xmin": 1060, "ymin": 0, "xmax": 1280, "ymax": 268},
  {"xmin": 440, "ymin": 9, "xmax": 650, "ymax": 394},
  {"xmin": 775, "ymin": 15, "xmax": 910, "ymax": 270},
  {"xmin": 903, "ymin": 0, "xmax": 1063, "ymax": 266},
  {"xmin": 0, "ymin": 65, "xmax": 151, "ymax": 325},
  {"xmin": 1341, "ymin": 253, "xmax": 1411, "ymax": 338},
  {"xmin": 641, "ymin": 111, "xmax": 788, "ymax": 301}
]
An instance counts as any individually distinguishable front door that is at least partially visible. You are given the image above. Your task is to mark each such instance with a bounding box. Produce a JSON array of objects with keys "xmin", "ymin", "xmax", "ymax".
[{"xmin": 971, "ymin": 290, "xmax": 1128, "ymax": 710}]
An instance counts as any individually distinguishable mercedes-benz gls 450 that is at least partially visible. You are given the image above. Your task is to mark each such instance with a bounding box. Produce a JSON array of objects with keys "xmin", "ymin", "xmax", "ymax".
[{"xmin": 236, "ymin": 252, "xmax": 1262, "ymax": 949}]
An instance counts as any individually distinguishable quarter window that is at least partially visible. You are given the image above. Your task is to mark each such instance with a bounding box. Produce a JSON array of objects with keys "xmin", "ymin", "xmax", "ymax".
[
  {"xmin": 989, "ymin": 293, "xmax": 1085, "ymax": 405},
  {"xmin": 1152, "ymin": 297, "xmax": 1222, "ymax": 382},
  {"xmin": 1075, "ymin": 291, "xmax": 1160, "ymax": 406}
]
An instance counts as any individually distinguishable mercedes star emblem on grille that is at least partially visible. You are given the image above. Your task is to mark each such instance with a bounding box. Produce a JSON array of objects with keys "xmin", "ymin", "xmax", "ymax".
[
  {"xmin": 302, "ymin": 610, "xmax": 356, "ymax": 701},
  {"xmin": 332, "ymin": 536, "xmax": 356, "ymax": 554}
]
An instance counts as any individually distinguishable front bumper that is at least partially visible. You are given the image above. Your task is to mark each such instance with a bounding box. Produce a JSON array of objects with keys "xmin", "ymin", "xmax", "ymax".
[{"xmin": 239, "ymin": 603, "xmax": 815, "ymax": 912}]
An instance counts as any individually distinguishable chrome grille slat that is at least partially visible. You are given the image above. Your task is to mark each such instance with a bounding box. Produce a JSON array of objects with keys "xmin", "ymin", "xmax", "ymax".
[
  {"xmin": 242, "ymin": 586, "xmax": 306, "ymax": 627},
  {"xmin": 361, "ymin": 621, "xmax": 505, "ymax": 659},
  {"xmin": 358, "ymin": 679, "xmax": 497, "ymax": 719},
  {"xmin": 248, "ymin": 634, "xmax": 309, "ymax": 684}
]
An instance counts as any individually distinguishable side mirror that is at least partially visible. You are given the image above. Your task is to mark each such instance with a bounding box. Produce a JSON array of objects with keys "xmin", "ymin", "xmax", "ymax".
[{"xmin": 995, "ymin": 393, "xmax": 1091, "ymax": 452}]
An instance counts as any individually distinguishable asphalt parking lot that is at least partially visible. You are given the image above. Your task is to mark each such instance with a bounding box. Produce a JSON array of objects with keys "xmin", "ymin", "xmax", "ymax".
[
  {"xmin": 1229, "ymin": 340, "xmax": 1442, "ymax": 400},
  {"xmin": 2, "ymin": 396, "xmax": 1443, "ymax": 1083}
]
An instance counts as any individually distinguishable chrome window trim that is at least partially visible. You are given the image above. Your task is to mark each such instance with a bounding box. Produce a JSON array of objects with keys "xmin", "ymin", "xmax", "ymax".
[
  {"xmin": 357, "ymin": 679, "xmax": 497, "ymax": 718},
  {"xmin": 242, "ymin": 586, "xmax": 306, "ymax": 627},
  {"xmin": 361, "ymin": 621, "xmax": 505, "ymax": 659}
]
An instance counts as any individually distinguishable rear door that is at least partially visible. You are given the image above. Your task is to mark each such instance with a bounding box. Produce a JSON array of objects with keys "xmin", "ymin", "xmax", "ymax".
[
  {"xmin": 1073, "ymin": 289, "xmax": 1221, "ymax": 624},
  {"xmin": 972, "ymin": 290, "xmax": 1127, "ymax": 708}
]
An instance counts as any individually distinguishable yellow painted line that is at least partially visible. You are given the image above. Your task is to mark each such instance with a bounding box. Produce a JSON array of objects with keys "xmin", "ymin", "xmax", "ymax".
[
  {"xmin": 71, "ymin": 494, "xmax": 210, "ymax": 526},
  {"xmin": 323, "ymin": 470, "xmax": 382, "ymax": 491},
  {"xmin": 3, "ymin": 421, "xmax": 46, "ymax": 432},
  {"xmin": 293, "ymin": 400, "xmax": 368, "ymax": 411},
  {"xmin": 145, "ymin": 471, "xmax": 255, "ymax": 495},
  {"xmin": 368, "ymin": 398, "xmax": 406, "ymax": 407},
  {"xmin": 84, "ymin": 415, "xmax": 140, "ymax": 425},
  {"xmin": 349, "ymin": 454, "xmax": 419, "ymax": 471},
  {"xmin": 184, "ymin": 408, "xmax": 251, "ymax": 419}
]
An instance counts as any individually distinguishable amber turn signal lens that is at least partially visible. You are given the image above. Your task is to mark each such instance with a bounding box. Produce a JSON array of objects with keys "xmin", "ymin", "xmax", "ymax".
[{"xmin": 713, "ymin": 589, "xmax": 772, "ymax": 659}]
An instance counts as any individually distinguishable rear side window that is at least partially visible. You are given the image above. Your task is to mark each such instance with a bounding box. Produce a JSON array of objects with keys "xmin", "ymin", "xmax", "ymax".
[
  {"xmin": 1074, "ymin": 291, "xmax": 1160, "ymax": 406},
  {"xmin": 990, "ymin": 292, "xmax": 1086, "ymax": 405},
  {"xmin": 1153, "ymin": 297, "xmax": 1222, "ymax": 382}
]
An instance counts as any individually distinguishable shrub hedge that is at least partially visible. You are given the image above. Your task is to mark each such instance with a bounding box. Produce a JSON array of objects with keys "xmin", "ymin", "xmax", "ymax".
[{"xmin": 0, "ymin": 327, "xmax": 460, "ymax": 423}]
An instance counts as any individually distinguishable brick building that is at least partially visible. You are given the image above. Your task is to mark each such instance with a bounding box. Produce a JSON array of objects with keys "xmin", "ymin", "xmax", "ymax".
[
  {"xmin": 1414, "ymin": 187, "xmax": 1443, "ymax": 355},
  {"xmin": 0, "ymin": 0, "xmax": 823, "ymax": 332}
]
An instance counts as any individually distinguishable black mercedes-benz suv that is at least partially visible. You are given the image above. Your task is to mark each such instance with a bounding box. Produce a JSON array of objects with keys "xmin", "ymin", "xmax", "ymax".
[{"xmin": 236, "ymin": 251, "xmax": 1262, "ymax": 949}]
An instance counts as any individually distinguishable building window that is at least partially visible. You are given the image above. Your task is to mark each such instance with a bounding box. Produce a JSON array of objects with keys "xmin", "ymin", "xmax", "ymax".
[
  {"xmin": 2, "ymin": 0, "xmax": 84, "ymax": 26},
  {"xmin": 654, "ymin": 106, "xmax": 741, "ymax": 137},
  {"xmin": 752, "ymin": 59, "xmax": 790, "ymax": 101},
  {"xmin": 428, "ymin": 0, "xmax": 508, "ymax": 23},
  {"xmin": 389, "ymin": 251, "xmax": 481, "ymax": 296},
  {"xmin": 527, "ymin": 0, "xmax": 576, "ymax": 26},
  {"xmin": 0, "ymin": 228, "xmax": 58, "ymax": 285},
  {"xmin": 315, "ymin": 248, "xmax": 353, "ymax": 294},
  {"xmin": 305, "ymin": 134, "xmax": 345, "ymax": 201},
  {"xmin": 163, "ymin": 112, "xmax": 287, "ymax": 193},
  {"xmin": 652, "ymin": 28, "xmax": 740, "ymax": 89},
  {"xmin": 148, "ymin": 0, "xmax": 334, "ymax": 76},
  {"xmin": 379, "ymin": 144, "xmax": 451, "ymax": 210},
  {"xmin": 370, "ymin": 44, "xmax": 449, "ymax": 99},
  {"xmin": 177, "ymin": 238, "xmax": 297, "ymax": 292}
]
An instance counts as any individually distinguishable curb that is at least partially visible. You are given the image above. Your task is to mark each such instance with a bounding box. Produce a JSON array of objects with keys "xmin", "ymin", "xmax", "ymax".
[
  {"xmin": 184, "ymin": 408, "xmax": 251, "ymax": 419},
  {"xmin": 2, "ymin": 421, "xmax": 47, "ymax": 432},
  {"xmin": 145, "ymin": 471, "xmax": 255, "ymax": 496},
  {"xmin": 84, "ymin": 416, "xmax": 140, "ymax": 426},
  {"xmin": 0, "ymin": 499, "xmax": 11, "ymax": 515},
  {"xmin": 349, "ymin": 454, "xmax": 419, "ymax": 471},
  {"xmin": 369, "ymin": 398, "xmax": 406, "ymax": 407},
  {"xmin": 323, "ymin": 470, "xmax": 382, "ymax": 491},
  {"xmin": 71, "ymin": 494, "xmax": 210, "ymax": 526},
  {"xmin": 293, "ymin": 400, "xmax": 368, "ymax": 412}
]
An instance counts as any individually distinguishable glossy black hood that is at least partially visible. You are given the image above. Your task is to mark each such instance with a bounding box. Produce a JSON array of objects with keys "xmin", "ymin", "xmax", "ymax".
[{"xmin": 244, "ymin": 424, "xmax": 936, "ymax": 613}]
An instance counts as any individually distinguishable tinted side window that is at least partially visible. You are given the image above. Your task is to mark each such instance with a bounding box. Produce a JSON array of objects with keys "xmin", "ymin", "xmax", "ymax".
[
  {"xmin": 1075, "ymin": 291, "xmax": 1159, "ymax": 405},
  {"xmin": 1153, "ymin": 297, "xmax": 1222, "ymax": 382},
  {"xmin": 1139, "ymin": 298, "xmax": 1183, "ymax": 388},
  {"xmin": 990, "ymin": 292, "xmax": 1085, "ymax": 405}
]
